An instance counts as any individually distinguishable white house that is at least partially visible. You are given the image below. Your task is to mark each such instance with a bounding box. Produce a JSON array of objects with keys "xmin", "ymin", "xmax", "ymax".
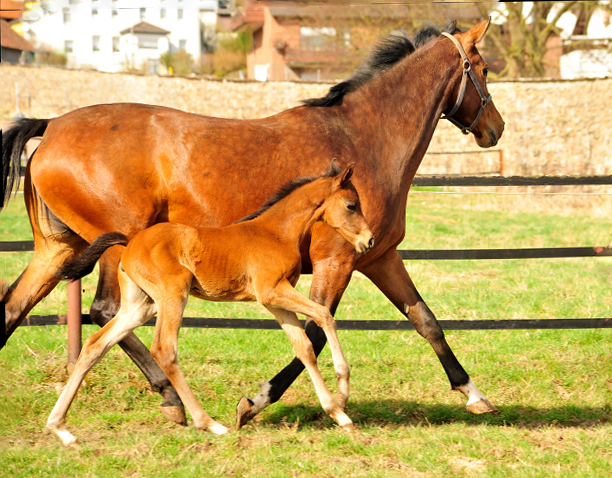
[
  {"xmin": 557, "ymin": 6, "xmax": 612, "ymax": 79},
  {"xmin": 20, "ymin": 0, "xmax": 218, "ymax": 73},
  {"xmin": 491, "ymin": 1, "xmax": 612, "ymax": 79}
]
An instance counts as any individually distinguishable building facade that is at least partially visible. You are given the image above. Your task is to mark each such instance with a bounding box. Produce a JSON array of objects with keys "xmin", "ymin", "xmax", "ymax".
[{"xmin": 19, "ymin": 0, "xmax": 217, "ymax": 73}]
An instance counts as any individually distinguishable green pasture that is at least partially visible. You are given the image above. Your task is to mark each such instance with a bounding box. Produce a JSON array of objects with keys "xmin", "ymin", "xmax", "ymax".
[{"xmin": 1, "ymin": 189, "xmax": 611, "ymax": 477}]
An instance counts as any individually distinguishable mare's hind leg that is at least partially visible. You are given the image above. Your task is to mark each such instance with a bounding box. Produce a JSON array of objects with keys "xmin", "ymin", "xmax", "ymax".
[
  {"xmin": 47, "ymin": 268, "xmax": 157, "ymax": 445},
  {"xmin": 359, "ymin": 249, "xmax": 497, "ymax": 414},
  {"xmin": 90, "ymin": 249, "xmax": 186, "ymax": 425},
  {"xmin": 149, "ymin": 288, "xmax": 227, "ymax": 435},
  {"xmin": 3, "ymin": 231, "xmax": 87, "ymax": 342},
  {"xmin": 264, "ymin": 305, "xmax": 352, "ymax": 431}
]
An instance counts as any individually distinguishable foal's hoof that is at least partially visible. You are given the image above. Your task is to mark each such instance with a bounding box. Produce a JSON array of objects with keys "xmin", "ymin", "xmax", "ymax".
[
  {"xmin": 209, "ymin": 422, "xmax": 229, "ymax": 435},
  {"xmin": 340, "ymin": 422, "xmax": 354, "ymax": 433},
  {"xmin": 159, "ymin": 404, "xmax": 187, "ymax": 426},
  {"xmin": 236, "ymin": 396, "xmax": 257, "ymax": 429},
  {"xmin": 465, "ymin": 398, "xmax": 499, "ymax": 415}
]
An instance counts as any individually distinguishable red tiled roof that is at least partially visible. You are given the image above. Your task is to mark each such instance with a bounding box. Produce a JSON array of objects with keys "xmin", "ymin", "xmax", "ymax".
[
  {"xmin": 0, "ymin": 0, "xmax": 24, "ymax": 20},
  {"xmin": 120, "ymin": 22, "xmax": 170, "ymax": 35},
  {"xmin": 1, "ymin": 19, "xmax": 34, "ymax": 51}
]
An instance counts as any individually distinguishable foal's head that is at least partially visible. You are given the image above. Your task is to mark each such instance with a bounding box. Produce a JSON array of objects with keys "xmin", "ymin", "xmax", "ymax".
[{"xmin": 319, "ymin": 161, "xmax": 374, "ymax": 255}]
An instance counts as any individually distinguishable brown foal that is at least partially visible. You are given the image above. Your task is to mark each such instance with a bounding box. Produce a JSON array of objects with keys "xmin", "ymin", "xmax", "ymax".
[{"xmin": 46, "ymin": 162, "xmax": 374, "ymax": 445}]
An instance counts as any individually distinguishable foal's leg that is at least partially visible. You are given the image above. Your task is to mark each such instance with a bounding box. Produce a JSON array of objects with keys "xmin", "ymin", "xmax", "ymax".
[
  {"xmin": 263, "ymin": 280, "xmax": 351, "ymax": 409},
  {"xmin": 264, "ymin": 305, "xmax": 352, "ymax": 431},
  {"xmin": 90, "ymin": 249, "xmax": 186, "ymax": 425},
  {"xmin": 359, "ymin": 249, "xmax": 497, "ymax": 414},
  {"xmin": 149, "ymin": 285, "xmax": 227, "ymax": 435},
  {"xmin": 237, "ymin": 255, "xmax": 353, "ymax": 427},
  {"xmin": 46, "ymin": 271, "xmax": 157, "ymax": 445}
]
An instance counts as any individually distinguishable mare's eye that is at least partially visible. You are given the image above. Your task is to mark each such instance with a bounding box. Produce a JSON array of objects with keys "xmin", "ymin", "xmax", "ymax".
[
  {"xmin": 483, "ymin": 68, "xmax": 489, "ymax": 77},
  {"xmin": 346, "ymin": 203, "xmax": 357, "ymax": 211}
]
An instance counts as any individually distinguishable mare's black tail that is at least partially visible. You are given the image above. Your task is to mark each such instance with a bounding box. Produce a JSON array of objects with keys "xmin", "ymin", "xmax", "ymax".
[
  {"xmin": 1, "ymin": 118, "xmax": 49, "ymax": 209},
  {"xmin": 56, "ymin": 233, "xmax": 129, "ymax": 281}
]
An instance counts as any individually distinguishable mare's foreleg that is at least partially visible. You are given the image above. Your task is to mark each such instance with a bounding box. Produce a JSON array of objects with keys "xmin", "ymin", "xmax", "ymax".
[
  {"xmin": 359, "ymin": 249, "xmax": 497, "ymax": 414},
  {"xmin": 264, "ymin": 304, "xmax": 352, "ymax": 431},
  {"xmin": 46, "ymin": 270, "xmax": 157, "ymax": 445},
  {"xmin": 90, "ymin": 249, "xmax": 186, "ymax": 425},
  {"xmin": 236, "ymin": 255, "xmax": 354, "ymax": 428}
]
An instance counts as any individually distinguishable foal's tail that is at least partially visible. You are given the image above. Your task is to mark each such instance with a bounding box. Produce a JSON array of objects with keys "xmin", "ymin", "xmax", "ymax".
[
  {"xmin": 1, "ymin": 118, "xmax": 49, "ymax": 210},
  {"xmin": 56, "ymin": 232, "xmax": 129, "ymax": 281}
]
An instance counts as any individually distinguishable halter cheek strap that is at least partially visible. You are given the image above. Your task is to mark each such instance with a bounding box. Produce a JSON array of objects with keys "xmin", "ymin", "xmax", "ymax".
[{"xmin": 440, "ymin": 31, "xmax": 492, "ymax": 135}]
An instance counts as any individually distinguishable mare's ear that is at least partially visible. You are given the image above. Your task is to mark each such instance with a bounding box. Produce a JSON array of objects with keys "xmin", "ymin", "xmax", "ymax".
[
  {"xmin": 333, "ymin": 162, "xmax": 355, "ymax": 191},
  {"xmin": 463, "ymin": 18, "xmax": 490, "ymax": 48}
]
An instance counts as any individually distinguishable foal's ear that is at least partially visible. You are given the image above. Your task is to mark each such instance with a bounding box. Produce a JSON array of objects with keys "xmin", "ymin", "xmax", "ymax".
[
  {"xmin": 333, "ymin": 162, "xmax": 355, "ymax": 191},
  {"xmin": 464, "ymin": 18, "xmax": 491, "ymax": 48}
]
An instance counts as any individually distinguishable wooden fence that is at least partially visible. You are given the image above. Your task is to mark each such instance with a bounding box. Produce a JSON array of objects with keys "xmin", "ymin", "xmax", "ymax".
[{"xmin": 2, "ymin": 175, "xmax": 612, "ymax": 360}]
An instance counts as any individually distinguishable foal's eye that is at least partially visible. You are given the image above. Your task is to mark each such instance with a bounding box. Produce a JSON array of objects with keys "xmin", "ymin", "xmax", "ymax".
[
  {"xmin": 483, "ymin": 68, "xmax": 489, "ymax": 77},
  {"xmin": 346, "ymin": 203, "xmax": 357, "ymax": 212}
]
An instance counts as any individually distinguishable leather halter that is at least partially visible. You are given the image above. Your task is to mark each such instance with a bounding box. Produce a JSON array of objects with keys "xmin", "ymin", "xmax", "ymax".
[{"xmin": 440, "ymin": 32, "xmax": 492, "ymax": 135}]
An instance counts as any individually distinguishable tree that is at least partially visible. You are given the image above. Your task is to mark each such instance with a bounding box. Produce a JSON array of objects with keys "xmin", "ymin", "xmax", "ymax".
[{"xmin": 476, "ymin": 1, "xmax": 608, "ymax": 78}]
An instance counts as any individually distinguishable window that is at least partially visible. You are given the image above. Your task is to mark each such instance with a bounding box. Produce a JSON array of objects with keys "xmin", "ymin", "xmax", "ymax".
[
  {"xmin": 178, "ymin": 9, "xmax": 183, "ymax": 20},
  {"xmin": 160, "ymin": 8, "xmax": 166, "ymax": 19},
  {"xmin": 179, "ymin": 39, "xmax": 187, "ymax": 51},
  {"xmin": 139, "ymin": 37, "xmax": 159, "ymax": 49},
  {"xmin": 112, "ymin": 9, "xmax": 118, "ymax": 18},
  {"xmin": 92, "ymin": 35, "xmax": 100, "ymax": 52},
  {"xmin": 63, "ymin": 7, "xmax": 71, "ymax": 24},
  {"xmin": 300, "ymin": 27, "xmax": 338, "ymax": 51},
  {"xmin": 65, "ymin": 40, "xmax": 73, "ymax": 53},
  {"xmin": 112, "ymin": 37, "xmax": 120, "ymax": 52},
  {"xmin": 92, "ymin": 8, "xmax": 98, "ymax": 17},
  {"xmin": 140, "ymin": 8, "xmax": 146, "ymax": 20}
]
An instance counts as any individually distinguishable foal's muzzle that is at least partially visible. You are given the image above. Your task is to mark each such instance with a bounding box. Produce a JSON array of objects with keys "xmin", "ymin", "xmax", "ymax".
[{"xmin": 357, "ymin": 233, "xmax": 375, "ymax": 254}]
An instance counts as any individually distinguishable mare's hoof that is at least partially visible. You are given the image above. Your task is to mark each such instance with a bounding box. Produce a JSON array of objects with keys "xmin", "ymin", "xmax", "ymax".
[
  {"xmin": 159, "ymin": 404, "xmax": 187, "ymax": 425},
  {"xmin": 236, "ymin": 396, "xmax": 257, "ymax": 429},
  {"xmin": 466, "ymin": 398, "xmax": 499, "ymax": 415}
]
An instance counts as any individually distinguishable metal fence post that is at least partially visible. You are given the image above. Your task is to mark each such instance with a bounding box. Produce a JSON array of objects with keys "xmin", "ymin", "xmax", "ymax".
[{"xmin": 67, "ymin": 279, "xmax": 82, "ymax": 364}]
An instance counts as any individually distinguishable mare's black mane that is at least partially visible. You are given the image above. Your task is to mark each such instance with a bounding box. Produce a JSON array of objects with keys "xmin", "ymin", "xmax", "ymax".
[
  {"xmin": 235, "ymin": 161, "xmax": 344, "ymax": 223},
  {"xmin": 302, "ymin": 21, "xmax": 461, "ymax": 107}
]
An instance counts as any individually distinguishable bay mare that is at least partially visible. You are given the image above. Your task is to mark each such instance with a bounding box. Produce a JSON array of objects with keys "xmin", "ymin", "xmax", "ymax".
[
  {"xmin": 1, "ymin": 20, "xmax": 504, "ymax": 427},
  {"xmin": 47, "ymin": 162, "xmax": 373, "ymax": 444}
]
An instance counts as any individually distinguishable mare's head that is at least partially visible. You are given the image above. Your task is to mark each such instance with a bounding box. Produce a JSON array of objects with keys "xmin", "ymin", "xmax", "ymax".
[
  {"xmin": 319, "ymin": 160, "xmax": 374, "ymax": 255},
  {"xmin": 440, "ymin": 19, "xmax": 505, "ymax": 147},
  {"xmin": 303, "ymin": 19, "xmax": 504, "ymax": 148}
]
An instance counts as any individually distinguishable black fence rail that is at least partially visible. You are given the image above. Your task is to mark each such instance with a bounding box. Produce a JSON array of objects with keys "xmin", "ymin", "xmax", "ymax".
[
  {"xmin": 20, "ymin": 315, "xmax": 612, "ymax": 330},
  {"xmin": 2, "ymin": 175, "xmax": 611, "ymax": 331}
]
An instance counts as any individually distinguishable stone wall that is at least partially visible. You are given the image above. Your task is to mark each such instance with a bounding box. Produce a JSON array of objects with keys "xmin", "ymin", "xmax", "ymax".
[{"xmin": 1, "ymin": 64, "xmax": 611, "ymax": 176}]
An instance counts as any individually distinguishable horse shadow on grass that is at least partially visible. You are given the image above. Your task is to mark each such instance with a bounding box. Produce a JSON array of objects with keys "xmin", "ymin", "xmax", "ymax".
[{"xmin": 260, "ymin": 399, "xmax": 612, "ymax": 430}]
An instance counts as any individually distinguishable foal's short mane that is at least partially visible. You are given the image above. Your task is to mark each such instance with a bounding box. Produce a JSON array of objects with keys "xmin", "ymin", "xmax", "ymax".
[
  {"xmin": 236, "ymin": 161, "xmax": 344, "ymax": 223},
  {"xmin": 302, "ymin": 21, "xmax": 461, "ymax": 107}
]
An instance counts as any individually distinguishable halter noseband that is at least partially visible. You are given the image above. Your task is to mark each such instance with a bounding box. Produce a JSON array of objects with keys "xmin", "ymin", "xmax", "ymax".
[{"xmin": 440, "ymin": 31, "xmax": 492, "ymax": 135}]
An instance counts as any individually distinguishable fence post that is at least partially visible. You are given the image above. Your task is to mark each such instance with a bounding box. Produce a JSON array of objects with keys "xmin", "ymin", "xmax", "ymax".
[
  {"xmin": 1, "ymin": 301, "xmax": 5, "ymax": 349},
  {"xmin": 67, "ymin": 279, "xmax": 82, "ymax": 364}
]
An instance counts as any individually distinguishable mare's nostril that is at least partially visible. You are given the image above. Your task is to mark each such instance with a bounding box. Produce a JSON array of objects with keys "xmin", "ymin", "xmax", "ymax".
[{"xmin": 368, "ymin": 237, "xmax": 375, "ymax": 250}]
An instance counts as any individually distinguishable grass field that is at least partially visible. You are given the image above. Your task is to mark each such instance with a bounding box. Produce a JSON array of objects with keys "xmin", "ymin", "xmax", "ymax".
[{"xmin": 1, "ymin": 189, "xmax": 611, "ymax": 477}]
